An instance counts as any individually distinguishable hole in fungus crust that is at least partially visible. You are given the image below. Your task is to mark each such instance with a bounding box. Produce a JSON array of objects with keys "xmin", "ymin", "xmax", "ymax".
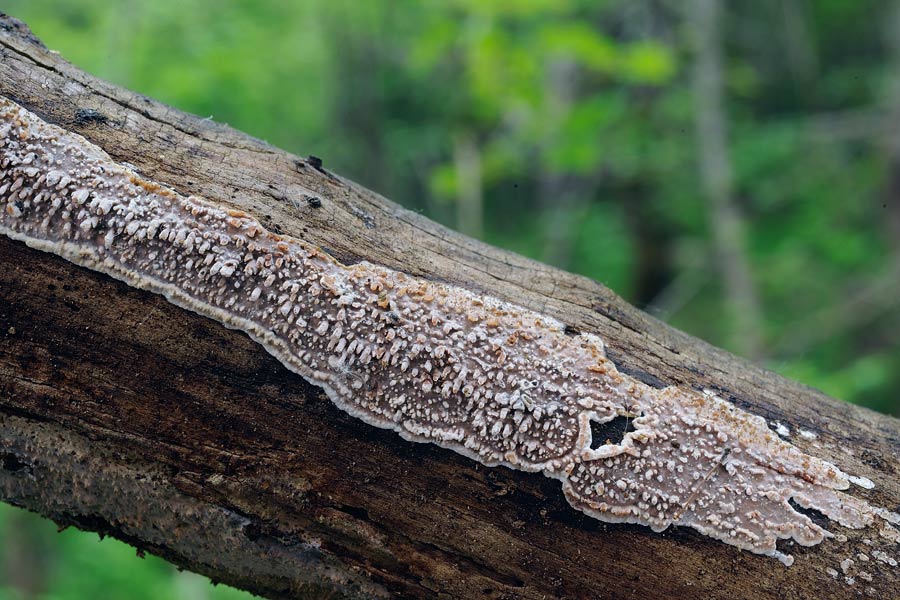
[
  {"xmin": 788, "ymin": 498, "xmax": 831, "ymax": 530},
  {"xmin": 589, "ymin": 416, "xmax": 636, "ymax": 449},
  {"xmin": 0, "ymin": 96, "xmax": 892, "ymax": 567}
]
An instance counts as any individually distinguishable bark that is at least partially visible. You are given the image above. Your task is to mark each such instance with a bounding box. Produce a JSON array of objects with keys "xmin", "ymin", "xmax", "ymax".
[{"xmin": 0, "ymin": 13, "xmax": 898, "ymax": 600}]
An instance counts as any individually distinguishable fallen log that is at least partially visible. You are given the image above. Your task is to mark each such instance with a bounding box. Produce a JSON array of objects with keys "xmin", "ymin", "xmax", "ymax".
[{"xmin": 0, "ymin": 13, "xmax": 897, "ymax": 600}]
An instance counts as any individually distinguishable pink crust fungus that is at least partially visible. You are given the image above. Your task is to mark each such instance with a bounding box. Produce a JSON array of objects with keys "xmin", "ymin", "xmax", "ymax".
[{"xmin": 0, "ymin": 97, "xmax": 892, "ymax": 566}]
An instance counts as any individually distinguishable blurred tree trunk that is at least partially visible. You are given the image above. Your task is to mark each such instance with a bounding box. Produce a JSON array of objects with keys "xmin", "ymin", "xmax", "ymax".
[
  {"xmin": 452, "ymin": 131, "xmax": 484, "ymax": 239},
  {"xmin": 885, "ymin": 1, "xmax": 900, "ymax": 255},
  {"xmin": 780, "ymin": 0, "xmax": 818, "ymax": 89},
  {"xmin": 1, "ymin": 13, "xmax": 899, "ymax": 600},
  {"xmin": 622, "ymin": 192, "xmax": 679, "ymax": 310},
  {"xmin": 322, "ymin": 4, "xmax": 388, "ymax": 195},
  {"xmin": 1, "ymin": 509, "xmax": 52, "ymax": 599},
  {"xmin": 690, "ymin": 0, "xmax": 765, "ymax": 361},
  {"xmin": 538, "ymin": 58, "xmax": 587, "ymax": 270}
]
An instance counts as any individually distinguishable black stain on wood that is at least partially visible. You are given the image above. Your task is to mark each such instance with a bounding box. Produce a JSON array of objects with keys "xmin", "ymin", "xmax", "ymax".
[
  {"xmin": 563, "ymin": 324, "xmax": 580, "ymax": 337},
  {"xmin": 605, "ymin": 349, "xmax": 667, "ymax": 389},
  {"xmin": 1, "ymin": 452, "xmax": 32, "ymax": 474},
  {"xmin": 74, "ymin": 108, "xmax": 108, "ymax": 126}
]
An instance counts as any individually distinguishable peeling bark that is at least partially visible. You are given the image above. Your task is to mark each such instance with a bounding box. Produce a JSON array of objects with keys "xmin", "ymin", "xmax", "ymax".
[{"xmin": 0, "ymin": 13, "xmax": 898, "ymax": 600}]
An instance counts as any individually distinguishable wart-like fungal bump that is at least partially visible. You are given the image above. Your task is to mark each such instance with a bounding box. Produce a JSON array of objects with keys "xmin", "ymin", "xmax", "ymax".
[{"xmin": 0, "ymin": 97, "xmax": 893, "ymax": 565}]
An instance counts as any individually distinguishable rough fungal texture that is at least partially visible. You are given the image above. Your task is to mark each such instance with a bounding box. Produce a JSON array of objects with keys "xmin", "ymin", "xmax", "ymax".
[{"xmin": 0, "ymin": 97, "xmax": 886, "ymax": 565}]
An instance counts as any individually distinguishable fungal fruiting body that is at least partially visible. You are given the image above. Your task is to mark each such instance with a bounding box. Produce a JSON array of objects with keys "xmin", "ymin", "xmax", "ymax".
[{"xmin": 0, "ymin": 97, "xmax": 888, "ymax": 565}]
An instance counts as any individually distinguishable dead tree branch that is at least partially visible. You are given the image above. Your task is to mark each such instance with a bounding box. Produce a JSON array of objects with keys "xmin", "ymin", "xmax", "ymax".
[{"xmin": 0, "ymin": 14, "xmax": 898, "ymax": 600}]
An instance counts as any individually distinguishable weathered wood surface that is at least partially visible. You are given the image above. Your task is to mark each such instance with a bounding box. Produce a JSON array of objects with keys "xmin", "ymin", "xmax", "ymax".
[{"xmin": 0, "ymin": 13, "xmax": 897, "ymax": 600}]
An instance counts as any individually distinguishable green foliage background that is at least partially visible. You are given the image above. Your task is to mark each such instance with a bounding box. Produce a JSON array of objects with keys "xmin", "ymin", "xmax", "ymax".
[{"xmin": 1, "ymin": 0, "xmax": 898, "ymax": 597}]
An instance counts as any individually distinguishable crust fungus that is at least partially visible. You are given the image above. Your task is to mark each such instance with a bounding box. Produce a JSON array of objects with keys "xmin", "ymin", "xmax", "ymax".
[{"xmin": 0, "ymin": 97, "xmax": 893, "ymax": 566}]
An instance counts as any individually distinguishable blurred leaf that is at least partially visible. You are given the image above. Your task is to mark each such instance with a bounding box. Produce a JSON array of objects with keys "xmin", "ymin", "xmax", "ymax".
[{"xmin": 621, "ymin": 41, "xmax": 676, "ymax": 84}]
